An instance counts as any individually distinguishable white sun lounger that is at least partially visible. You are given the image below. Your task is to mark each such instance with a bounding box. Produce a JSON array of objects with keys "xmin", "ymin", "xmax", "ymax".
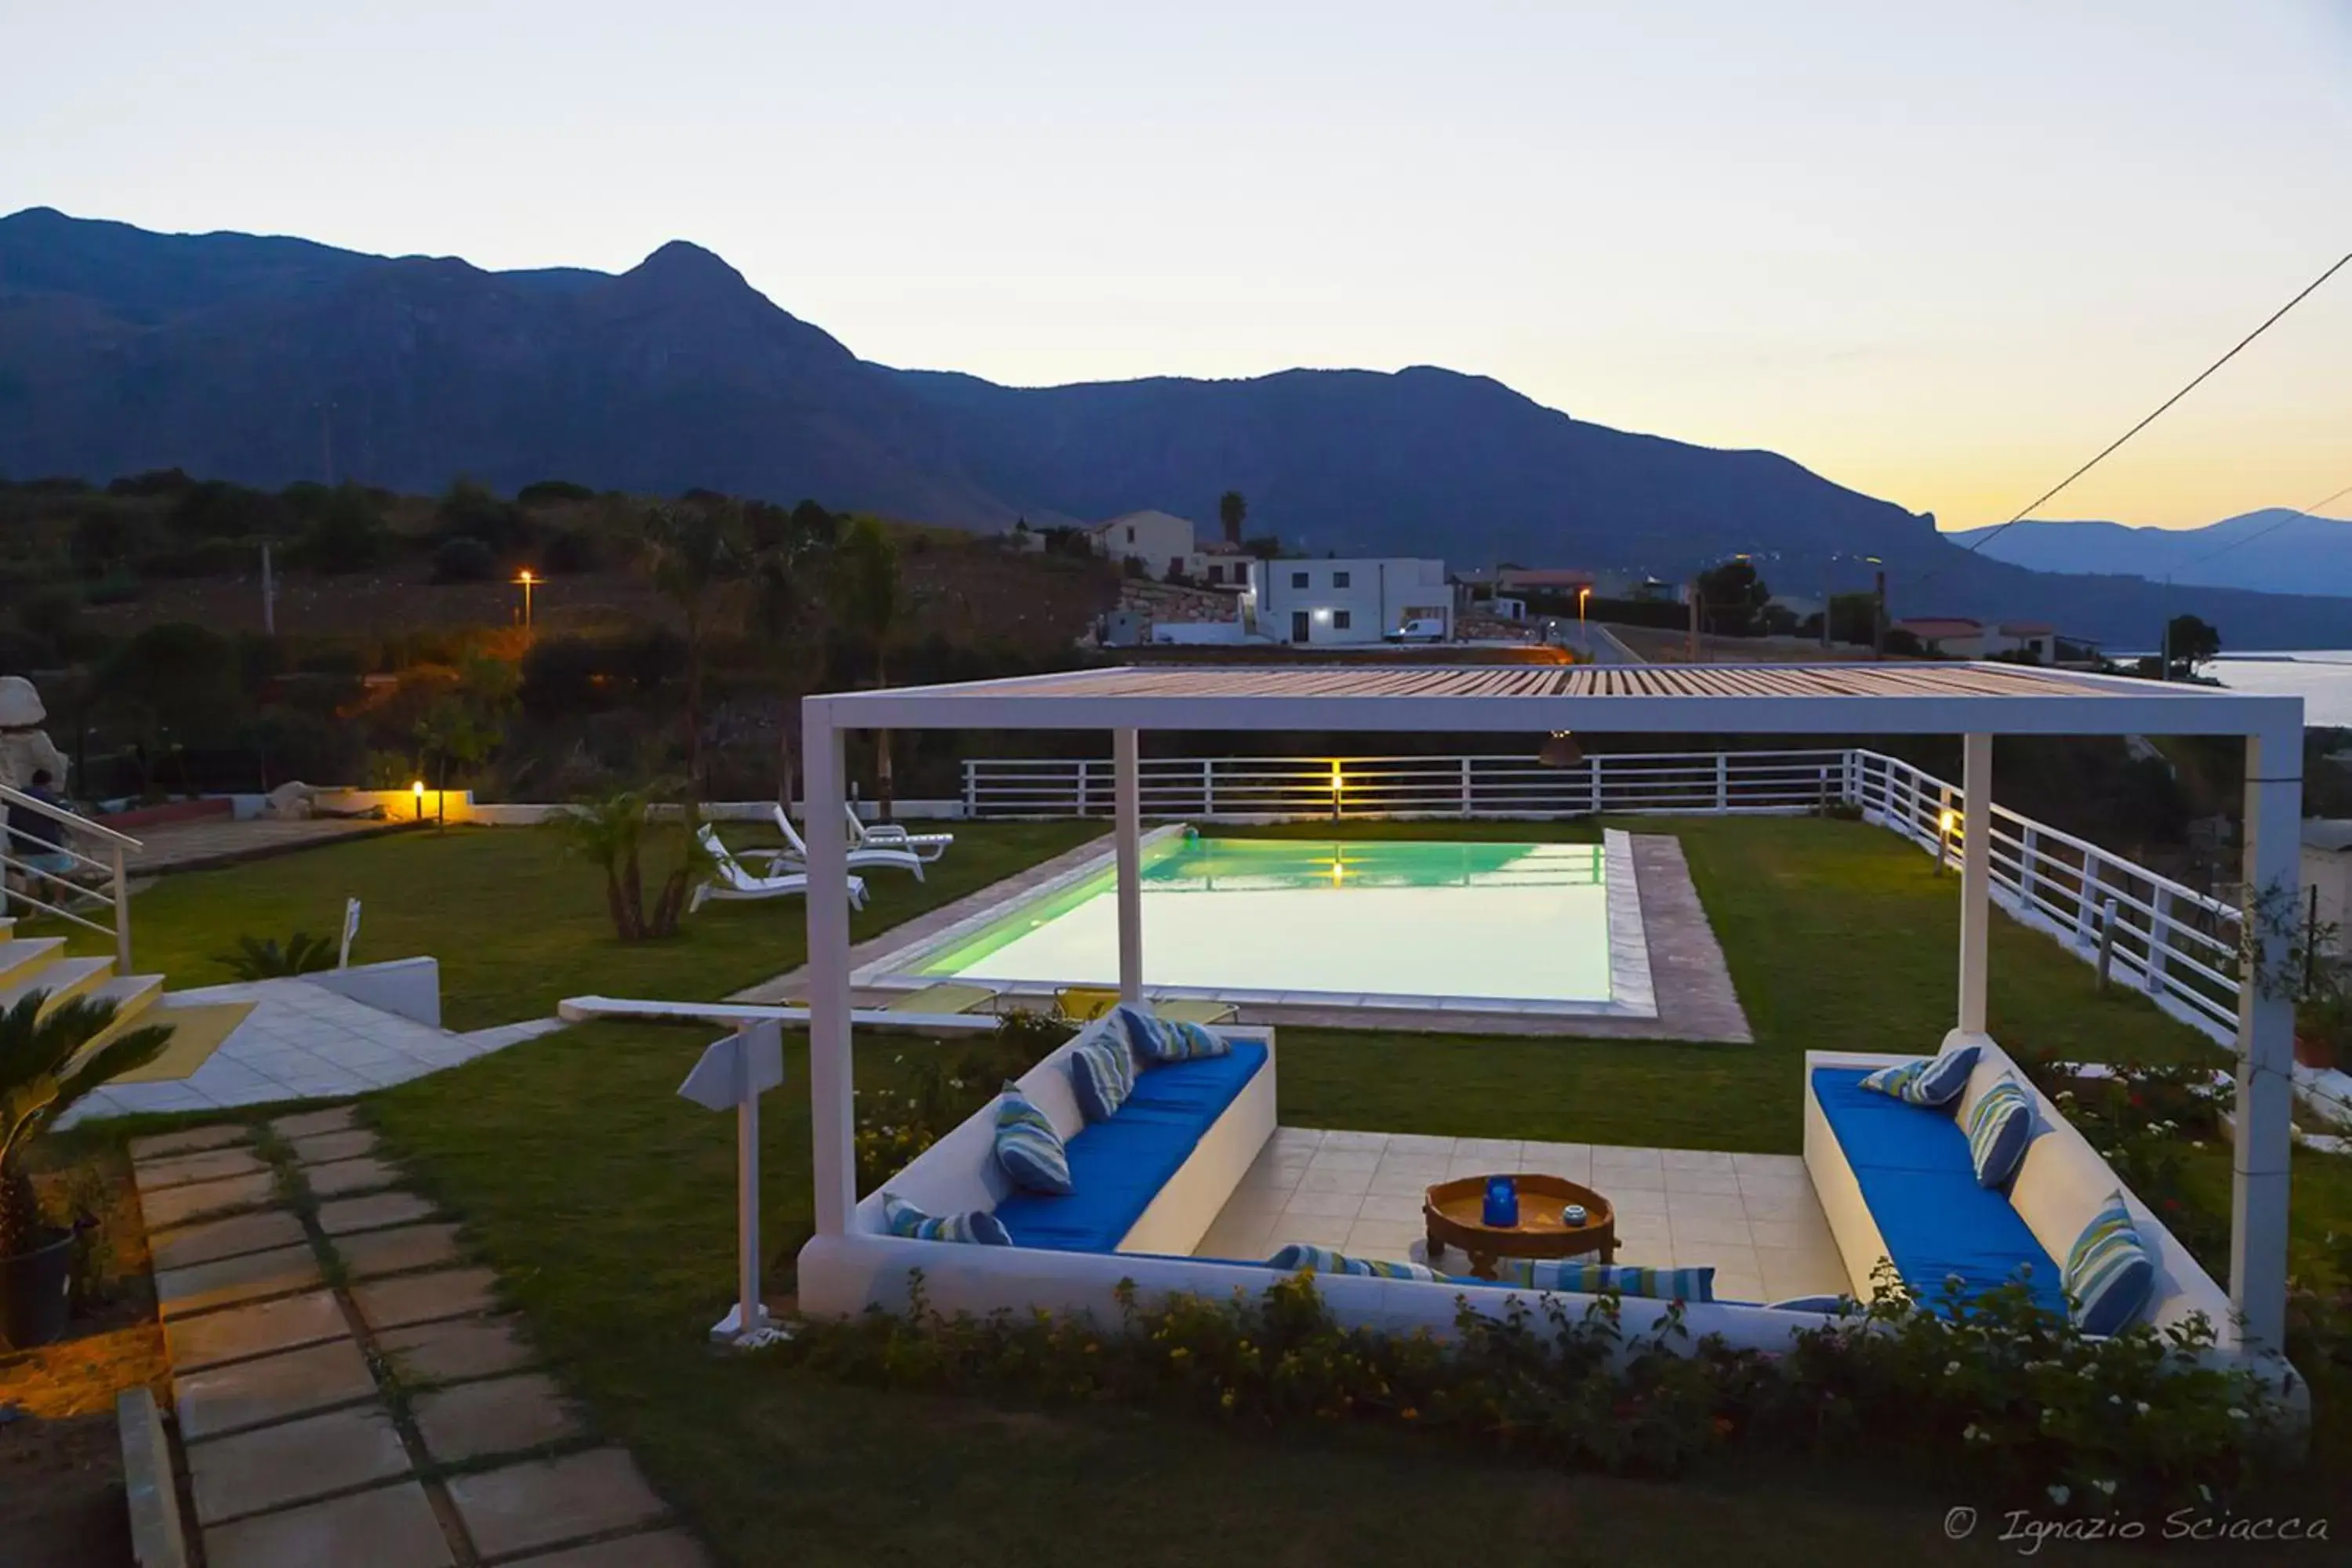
[
  {"xmin": 752, "ymin": 804, "xmax": 926, "ymax": 880},
  {"xmin": 843, "ymin": 800, "xmax": 953, "ymax": 861},
  {"xmin": 690, "ymin": 826, "xmax": 870, "ymax": 914}
]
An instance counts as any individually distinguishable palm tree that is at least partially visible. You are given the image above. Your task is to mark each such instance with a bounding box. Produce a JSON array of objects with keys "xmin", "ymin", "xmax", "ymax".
[
  {"xmin": 834, "ymin": 517, "xmax": 902, "ymax": 818},
  {"xmin": 1218, "ymin": 490, "xmax": 1247, "ymax": 547},
  {"xmin": 544, "ymin": 786, "xmax": 710, "ymax": 939},
  {"xmin": 746, "ymin": 501, "xmax": 840, "ymax": 808},
  {"xmin": 3, "ymin": 994, "xmax": 172, "ymax": 1261}
]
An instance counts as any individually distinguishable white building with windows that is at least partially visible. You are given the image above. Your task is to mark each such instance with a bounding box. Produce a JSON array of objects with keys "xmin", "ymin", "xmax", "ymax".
[
  {"xmin": 1087, "ymin": 510, "xmax": 1204, "ymax": 581},
  {"xmin": 1241, "ymin": 557, "xmax": 1452, "ymax": 644}
]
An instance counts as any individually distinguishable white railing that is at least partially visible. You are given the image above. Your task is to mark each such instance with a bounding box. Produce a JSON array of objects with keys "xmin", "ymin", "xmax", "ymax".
[
  {"xmin": 961, "ymin": 746, "xmax": 2246, "ymax": 1044},
  {"xmin": 1847, "ymin": 750, "xmax": 2241, "ymax": 1044},
  {"xmin": 963, "ymin": 750, "xmax": 1857, "ymax": 822},
  {"xmin": 1, "ymin": 784, "xmax": 139, "ymax": 971}
]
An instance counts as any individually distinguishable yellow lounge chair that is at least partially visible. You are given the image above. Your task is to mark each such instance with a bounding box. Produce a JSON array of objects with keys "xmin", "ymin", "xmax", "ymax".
[
  {"xmin": 1155, "ymin": 999, "xmax": 1240, "ymax": 1026},
  {"xmin": 1052, "ymin": 988, "xmax": 1236, "ymax": 1027},
  {"xmin": 884, "ymin": 982, "xmax": 1002, "ymax": 1016}
]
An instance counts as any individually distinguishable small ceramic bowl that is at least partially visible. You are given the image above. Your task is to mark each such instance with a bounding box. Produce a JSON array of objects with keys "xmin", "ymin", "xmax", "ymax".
[{"xmin": 1562, "ymin": 1203, "xmax": 1588, "ymax": 1227}]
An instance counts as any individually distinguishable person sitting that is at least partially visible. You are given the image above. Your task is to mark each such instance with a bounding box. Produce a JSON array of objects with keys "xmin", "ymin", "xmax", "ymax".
[{"xmin": 7, "ymin": 768, "xmax": 77, "ymax": 908}]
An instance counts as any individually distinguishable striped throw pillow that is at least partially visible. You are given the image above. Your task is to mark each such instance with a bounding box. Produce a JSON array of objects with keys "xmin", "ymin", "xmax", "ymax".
[
  {"xmin": 1487, "ymin": 1258, "xmax": 1716, "ymax": 1301},
  {"xmin": 1112, "ymin": 1004, "xmax": 1182, "ymax": 1062},
  {"xmin": 993, "ymin": 1081, "xmax": 1074, "ymax": 1194},
  {"xmin": 1965, "ymin": 1074, "xmax": 2035, "ymax": 1187},
  {"xmin": 881, "ymin": 1192, "xmax": 1011, "ymax": 1246},
  {"xmin": 2065, "ymin": 1192, "xmax": 2156, "ymax": 1336},
  {"xmin": 1069, "ymin": 1031, "xmax": 1136, "ymax": 1122},
  {"xmin": 1163, "ymin": 1020, "xmax": 1232, "ymax": 1061},
  {"xmin": 1264, "ymin": 1242, "xmax": 1436, "ymax": 1282},
  {"xmin": 1860, "ymin": 1044, "xmax": 1979, "ymax": 1108}
]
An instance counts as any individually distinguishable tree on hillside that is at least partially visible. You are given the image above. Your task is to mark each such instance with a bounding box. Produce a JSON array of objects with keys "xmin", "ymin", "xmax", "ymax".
[
  {"xmin": 1694, "ymin": 557, "xmax": 1769, "ymax": 638},
  {"xmin": 2166, "ymin": 614, "xmax": 2221, "ymax": 679},
  {"xmin": 744, "ymin": 499, "xmax": 840, "ymax": 806},
  {"xmin": 835, "ymin": 517, "xmax": 903, "ymax": 818},
  {"xmin": 1218, "ymin": 490, "xmax": 1247, "ymax": 546}
]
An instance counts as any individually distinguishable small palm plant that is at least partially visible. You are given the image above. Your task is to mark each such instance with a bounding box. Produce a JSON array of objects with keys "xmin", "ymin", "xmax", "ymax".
[
  {"xmin": 2, "ymin": 993, "xmax": 173, "ymax": 1262},
  {"xmin": 545, "ymin": 786, "xmax": 714, "ymax": 941},
  {"xmin": 214, "ymin": 931, "xmax": 339, "ymax": 980}
]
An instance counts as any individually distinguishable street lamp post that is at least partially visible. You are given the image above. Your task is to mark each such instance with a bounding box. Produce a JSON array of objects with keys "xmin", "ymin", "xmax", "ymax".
[{"xmin": 515, "ymin": 569, "xmax": 537, "ymax": 630}]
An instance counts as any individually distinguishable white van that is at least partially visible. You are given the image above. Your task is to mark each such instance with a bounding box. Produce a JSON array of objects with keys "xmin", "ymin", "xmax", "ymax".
[{"xmin": 1386, "ymin": 617, "xmax": 1448, "ymax": 644}]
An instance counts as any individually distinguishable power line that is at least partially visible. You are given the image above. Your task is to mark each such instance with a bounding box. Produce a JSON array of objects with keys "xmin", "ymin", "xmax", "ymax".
[
  {"xmin": 1958, "ymin": 248, "xmax": 2352, "ymax": 562},
  {"xmin": 2171, "ymin": 481, "xmax": 2352, "ymax": 575}
]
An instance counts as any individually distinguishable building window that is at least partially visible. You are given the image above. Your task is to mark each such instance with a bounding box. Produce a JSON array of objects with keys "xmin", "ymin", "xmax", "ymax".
[
  {"xmin": 1334, "ymin": 609, "xmax": 1352, "ymax": 630},
  {"xmin": 1290, "ymin": 571, "xmax": 1309, "ymax": 589},
  {"xmin": 1206, "ymin": 564, "xmax": 1222, "ymax": 584},
  {"xmin": 1125, "ymin": 526, "xmax": 1136, "ymax": 544},
  {"xmin": 1334, "ymin": 571, "xmax": 1351, "ymax": 589}
]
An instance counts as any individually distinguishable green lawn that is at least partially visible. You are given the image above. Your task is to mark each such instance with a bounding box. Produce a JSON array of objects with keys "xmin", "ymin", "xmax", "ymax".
[
  {"xmin": 60, "ymin": 819, "xmax": 1105, "ymax": 1030},
  {"xmin": 356, "ymin": 815, "xmax": 2336, "ymax": 1566}
]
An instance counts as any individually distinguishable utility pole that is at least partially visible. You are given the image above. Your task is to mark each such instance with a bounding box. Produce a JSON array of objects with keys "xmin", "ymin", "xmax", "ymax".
[
  {"xmin": 1873, "ymin": 568, "xmax": 1888, "ymax": 660},
  {"xmin": 1820, "ymin": 563, "xmax": 1832, "ymax": 651},
  {"xmin": 260, "ymin": 543, "xmax": 276, "ymax": 634},
  {"xmin": 1686, "ymin": 578, "xmax": 1700, "ymax": 661}
]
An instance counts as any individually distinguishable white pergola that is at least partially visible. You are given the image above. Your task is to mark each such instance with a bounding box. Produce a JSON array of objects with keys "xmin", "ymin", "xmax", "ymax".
[{"xmin": 800, "ymin": 662, "xmax": 2305, "ymax": 1347}]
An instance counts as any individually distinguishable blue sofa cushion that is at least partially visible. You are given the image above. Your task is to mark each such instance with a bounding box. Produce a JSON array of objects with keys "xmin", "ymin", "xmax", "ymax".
[
  {"xmin": 1265, "ymin": 1243, "xmax": 1436, "ymax": 1281},
  {"xmin": 1481, "ymin": 1258, "xmax": 1716, "ymax": 1301},
  {"xmin": 1812, "ymin": 1067, "xmax": 2063, "ymax": 1315},
  {"xmin": 996, "ymin": 1040, "xmax": 1269, "ymax": 1252}
]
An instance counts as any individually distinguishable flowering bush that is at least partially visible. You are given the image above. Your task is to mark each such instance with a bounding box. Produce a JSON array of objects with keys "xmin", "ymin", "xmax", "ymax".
[
  {"xmin": 2018, "ymin": 1053, "xmax": 2234, "ymax": 1270},
  {"xmin": 775, "ymin": 1262, "xmax": 2287, "ymax": 1510}
]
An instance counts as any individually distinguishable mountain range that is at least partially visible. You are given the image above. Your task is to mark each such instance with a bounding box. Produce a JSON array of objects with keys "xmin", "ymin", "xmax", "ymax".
[
  {"xmin": 6, "ymin": 205, "xmax": 2352, "ymax": 649},
  {"xmin": 1950, "ymin": 510, "xmax": 2352, "ymax": 599}
]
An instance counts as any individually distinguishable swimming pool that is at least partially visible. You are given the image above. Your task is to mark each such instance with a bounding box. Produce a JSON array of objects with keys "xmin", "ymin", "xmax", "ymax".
[{"xmin": 864, "ymin": 829, "xmax": 1657, "ymax": 1016}]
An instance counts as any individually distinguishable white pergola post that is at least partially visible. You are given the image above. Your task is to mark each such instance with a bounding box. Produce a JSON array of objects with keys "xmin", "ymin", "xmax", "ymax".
[
  {"xmin": 802, "ymin": 706, "xmax": 856, "ymax": 1237},
  {"xmin": 1114, "ymin": 727, "xmax": 1144, "ymax": 1004},
  {"xmin": 1946, "ymin": 731, "xmax": 1994, "ymax": 1052},
  {"xmin": 2230, "ymin": 721, "xmax": 2300, "ymax": 1352}
]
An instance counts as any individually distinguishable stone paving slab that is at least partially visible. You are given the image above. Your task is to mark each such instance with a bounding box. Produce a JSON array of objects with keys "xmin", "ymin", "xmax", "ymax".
[
  {"xmin": 336, "ymin": 1222, "xmax": 466, "ymax": 1282},
  {"xmin": 305, "ymin": 1155, "xmax": 403, "ymax": 1199},
  {"xmin": 203, "ymin": 1480, "xmax": 456, "ymax": 1568},
  {"xmin": 133, "ymin": 1145, "xmax": 272, "ymax": 1191},
  {"xmin": 140, "ymin": 1170, "xmax": 280, "ymax": 1232},
  {"xmin": 444, "ymin": 1448, "xmax": 666, "ymax": 1561},
  {"xmin": 376, "ymin": 1316, "xmax": 537, "ymax": 1385},
  {"xmin": 156, "ymin": 1243, "xmax": 325, "ymax": 1319},
  {"xmin": 509, "ymin": 1528, "xmax": 713, "ymax": 1567},
  {"xmin": 129, "ymin": 1123, "xmax": 251, "ymax": 1160},
  {"xmin": 176, "ymin": 1336, "xmax": 379, "ymax": 1440},
  {"xmin": 318, "ymin": 1190, "xmax": 439, "ymax": 1236},
  {"xmin": 166, "ymin": 1290, "xmax": 350, "ymax": 1374},
  {"xmin": 412, "ymin": 1373, "xmax": 584, "ymax": 1464},
  {"xmin": 270, "ymin": 1105, "xmax": 359, "ymax": 1139},
  {"xmin": 292, "ymin": 1128, "xmax": 379, "ymax": 1165},
  {"xmin": 350, "ymin": 1268, "xmax": 499, "ymax": 1331},
  {"xmin": 151, "ymin": 1207, "xmax": 307, "ymax": 1271},
  {"xmin": 188, "ymin": 1403, "xmax": 412, "ymax": 1525}
]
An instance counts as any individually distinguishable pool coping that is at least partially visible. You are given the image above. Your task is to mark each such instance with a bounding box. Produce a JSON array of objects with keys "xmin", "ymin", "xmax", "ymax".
[{"xmin": 850, "ymin": 826, "xmax": 1661, "ymax": 1022}]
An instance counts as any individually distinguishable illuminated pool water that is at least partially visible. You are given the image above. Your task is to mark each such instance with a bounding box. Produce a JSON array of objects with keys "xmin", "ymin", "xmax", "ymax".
[{"xmin": 881, "ymin": 833, "xmax": 1650, "ymax": 1013}]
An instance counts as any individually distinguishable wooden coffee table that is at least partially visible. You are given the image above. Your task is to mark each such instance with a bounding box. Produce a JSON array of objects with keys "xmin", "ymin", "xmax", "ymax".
[{"xmin": 1423, "ymin": 1174, "xmax": 1616, "ymax": 1279}]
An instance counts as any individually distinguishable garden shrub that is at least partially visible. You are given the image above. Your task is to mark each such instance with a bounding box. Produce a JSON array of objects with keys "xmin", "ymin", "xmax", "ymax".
[
  {"xmin": 852, "ymin": 1011, "xmax": 1071, "ymax": 1192},
  {"xmin": 779, "ymin": 1264, "xmax": 2289, "ymax": 1515}
]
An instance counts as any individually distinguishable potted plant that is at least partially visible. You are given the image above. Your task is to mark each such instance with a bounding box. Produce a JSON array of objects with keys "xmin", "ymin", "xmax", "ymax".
[{"xmin": 2, "ymin": 992, "xmax": 172, "ymax": 1348}]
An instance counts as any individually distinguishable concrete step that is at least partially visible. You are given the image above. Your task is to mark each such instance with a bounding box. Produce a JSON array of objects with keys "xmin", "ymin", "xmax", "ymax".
[
  {"xmin": 0, "ymin": 954, "xmax": 116, "ymax": 1014},
  {"xmin": 0, "ymin": 936, "xmax": 67, "ymax": 990},
  {"xmin": 78, "ymin": 974, "xmax": 168, "ymax": 1051}
]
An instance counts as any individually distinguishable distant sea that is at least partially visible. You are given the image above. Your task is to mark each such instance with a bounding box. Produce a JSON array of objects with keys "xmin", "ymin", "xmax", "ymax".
[{"xmin": 2208, "ymin": 652, "xmax": 2352, "ymax": 729}]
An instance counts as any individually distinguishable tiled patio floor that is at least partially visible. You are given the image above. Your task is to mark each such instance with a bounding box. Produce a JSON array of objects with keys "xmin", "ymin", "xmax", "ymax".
[
  {"xmin": 66, "ymin": 977, "xmax": 564, "ymax": 1122},
  {"xmin": 1192, "ymin": 1127, "xmax": 1850, "ymax": 1305}
]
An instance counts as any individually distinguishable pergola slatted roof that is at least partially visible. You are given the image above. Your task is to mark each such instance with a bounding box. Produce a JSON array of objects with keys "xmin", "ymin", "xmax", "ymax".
[{"xmin": 812, "ymin": 661, "xmax": 2296, "ymax": 736}]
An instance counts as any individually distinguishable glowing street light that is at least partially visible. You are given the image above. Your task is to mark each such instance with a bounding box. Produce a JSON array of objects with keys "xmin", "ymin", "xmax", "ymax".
[
  {"xmin": 412, "ymin": 779, "xmax": 426, "ymax": 822},
  {"xmin": 515, "ymin": 568, "xmax": 538, "ymax": 629},
  {"xmin": 1577, "ymin": 585, "xmax": 1592, "ymax": 626}
]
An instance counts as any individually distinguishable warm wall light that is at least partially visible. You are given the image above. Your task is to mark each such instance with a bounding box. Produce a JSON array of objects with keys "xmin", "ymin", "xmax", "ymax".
[{"xmin": 1538, "ymin": 731, "xmax": 1583, "ymax": 768}]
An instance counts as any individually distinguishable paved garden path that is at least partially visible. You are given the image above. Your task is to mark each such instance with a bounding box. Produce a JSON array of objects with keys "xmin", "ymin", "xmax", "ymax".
[{"xmin": 129, "ymin": 1109, "xmax": 708, "ymax": 1568}]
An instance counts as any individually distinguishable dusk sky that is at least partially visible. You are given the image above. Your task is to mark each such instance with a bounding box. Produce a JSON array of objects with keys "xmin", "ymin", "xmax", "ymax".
[{"xmin": 6, "ymin": 1, "xmax": 2348, "ymax": 532}]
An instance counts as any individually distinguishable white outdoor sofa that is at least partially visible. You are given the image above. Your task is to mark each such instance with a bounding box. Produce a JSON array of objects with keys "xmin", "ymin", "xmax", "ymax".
[
  {"xmin": 1804, "ymin": 1039, "xmax": 2236, "ymax": 1347},
  {"xmin": 795, "ymin": 1011, "xmax": 1854, "ymax": 1353}
]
